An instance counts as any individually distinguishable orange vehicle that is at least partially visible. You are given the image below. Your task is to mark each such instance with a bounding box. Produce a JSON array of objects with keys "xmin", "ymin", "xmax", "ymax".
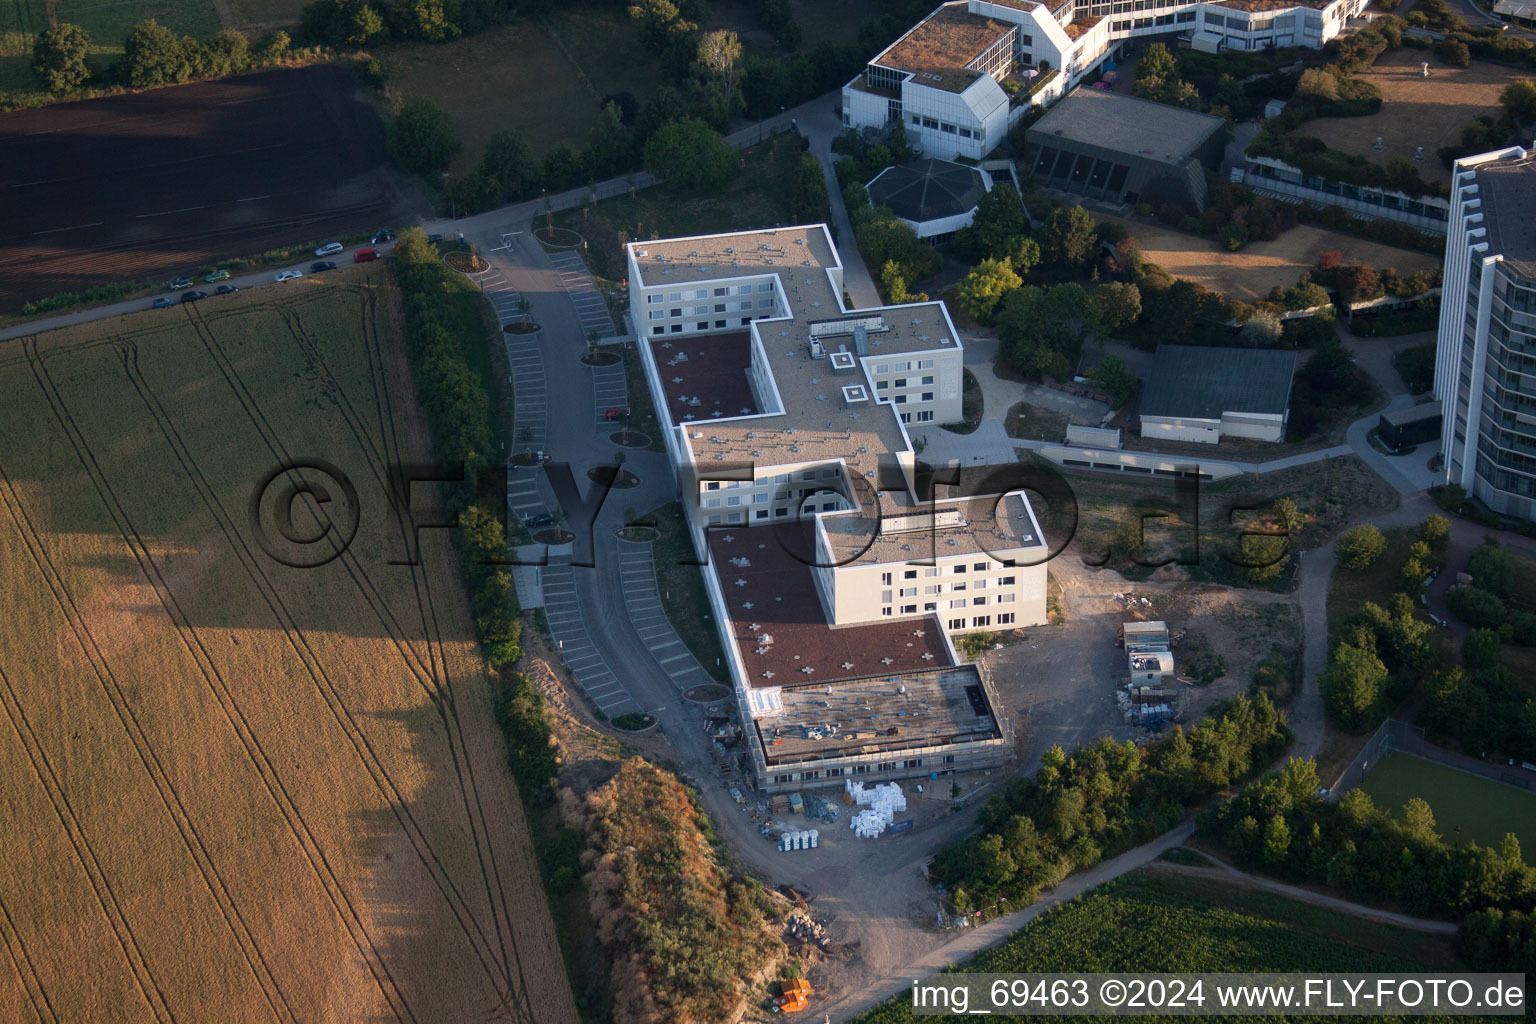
[{"xmin": 774, "ymin": 979, "xmax": 811, "ymax": 1012}]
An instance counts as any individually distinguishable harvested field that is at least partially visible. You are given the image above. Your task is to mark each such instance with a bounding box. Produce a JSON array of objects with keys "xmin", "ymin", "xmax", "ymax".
[
  {"xmin": 0, "ymin": 65, "xmax": 403, "ymax": 313},
  {"xmin": 1100, "ymin": 216, "xmax": 1441, "ymax": 301},
  {"xmin": 0, "ymin": 268, "xmax": 577, "ymax": 1024},
  {"xmin": 1303, "ymin": 50, "xmax": 1510, "ymax": 188}
]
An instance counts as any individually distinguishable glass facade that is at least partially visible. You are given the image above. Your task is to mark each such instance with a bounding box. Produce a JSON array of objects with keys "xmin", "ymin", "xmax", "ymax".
[{"xmin": 1470, "ymin": 265, "xmax": 1536, "ymax": 509}]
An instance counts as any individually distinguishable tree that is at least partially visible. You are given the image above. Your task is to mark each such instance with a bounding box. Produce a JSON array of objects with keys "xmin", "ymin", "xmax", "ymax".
[
  {"xmin": 388, "ymin": 98, "xmax": 460, "ymax": 173},
  {"xmin": 788, "ymin": 152, "xmax": 830, "ymax": 224},
  {"xmin": 1006, "ymin": 235, "xmax": 1042, "ymax": 278},
  {"xmin": 1296, "ymin": 66, "xmax": 1340, "ymax": 102},
  {"xmin": 1272, "ymin": 497, "xmax": 1304, "ymax": 536},
  {"xmin": 953, "ymin": 184, "xmax": 1029, "ymax": 263},
  {"xmin": 1038, "ymin": 204, "xmax": 1097, "ymax": 271},
  {"xmin": 1283, "ymin": 278, "xmax": 1331, "ymax": 312},
  {"xmin": 1240, "ymin": 309, "xmax": 1283, "ymax": 347},
  {"xmin": 1091, "ymin": 354, "xmax": 1136, "ymax": 408},
  {"xmin": 880, "ymin": 260, "xmax": 910, "ymax": 305},
  {"xmin": 586, "ymin": 101, "xmax": 634, "ymax": 179},
  {"xmin": 1134, "ymin": 43, "xmax": 1177, "ymax": 86},
  {"xmin": 1435, "ymin": 37, "xmax": 1471, "ymax": 68},
  {"xmin": 954, "ymin": 258, "xmax": 1021, "ymax": 324},
  {"xmin": 348, "ymin": 2, "xmax": 386, "ymax": 44},
  {"xmin": 642, "ymin": 117, "xmax": 736, "ymax": 192},
  {"xmin": 1321, "ymin": 640, "xmax": 1388, "ymax": 731},
  {"xmin": 31, "ymin": 23, "xmax": 91, "ymax": 93},
  {"xmin": 1501, "ymin": 79, "xmax": 1536, "ymax": 128},
  {"xmin": 1464, "ymin": 629, "xmax": 1503, "ymax": 672},
  {"xmin": 1334, "ymin": 264, "xmax": 1382, "ymax": 303},
  {"xmin": 206, "ymin": 29, "xmax": 250, "ymax": 75},
  {"xmin": 1090, "ymin": 281, "xmax": 1140, "ymax": 337},
  {"xmin": 1468, "ymin": 542, "xmax": 1520, "ymax": 598},
  {"xmin": 1339, "ymin": 524, "xmax": 1387, "ymax": 570},
  {"xmin": 124, "ymin": 19, "xmax": 194, "ymax": 88},
  {"xmin": 481, "ymin": 129, "xmax": 538, "ymax": 201},
  {"xmin": 696, "ymin": 29, "xmax": 742, "ymax": 101},
  {"xmin": 1402, "ymin": 797, "xmax": 1439, "ymax": 841},
  {"xmin": 1421, "ymin": 513, "xmax": 1450, "ymax": 550}
]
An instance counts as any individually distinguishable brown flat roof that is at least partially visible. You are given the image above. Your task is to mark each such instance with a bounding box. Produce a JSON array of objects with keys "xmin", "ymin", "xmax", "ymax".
[
  {"xmin": 756, "ymin": 665, "xmax": 1001, "ymax": 765},
  {"xmin": 1212, "ymin": 0, "xmax": 1331, "ymax": 9},
  {"xmin": 1062, "ymin": 15, "xmax": 1100, "ymax": 38},
  {"xmin": 709, "ymin": 523, "xmax": 954, "ymax": 688},
  {"xmin": 877, "ymin": 6, "xmax": 1013, "ymax": 76},
  {"xmin": 648, "ymin": 330, "xmax": 759, "ymax": 422}
]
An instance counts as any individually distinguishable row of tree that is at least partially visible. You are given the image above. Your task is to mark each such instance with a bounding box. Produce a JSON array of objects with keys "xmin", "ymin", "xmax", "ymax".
[
  {"xmin": 929, "ymin": 694, "xmax": 1292, "ymax": 918},
  {"xmin": 1202, "ymin": 757, "xmax": 1536, "ymax": 921},
  {"xmin": 31, "ymin": 20, "xmax": 296, "ymax": 94}
]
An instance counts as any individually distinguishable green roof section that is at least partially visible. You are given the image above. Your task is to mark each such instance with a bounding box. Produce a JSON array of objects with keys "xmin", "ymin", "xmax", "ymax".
[{"xmin": 1140, "ymin": 345, "xmax": 1299, "ymax": 420}]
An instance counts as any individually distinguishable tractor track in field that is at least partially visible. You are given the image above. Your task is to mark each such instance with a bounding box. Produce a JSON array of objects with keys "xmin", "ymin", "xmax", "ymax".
[{"xmin": 22, "ymin": 334, "xmax": 420, "ymax": 1024}]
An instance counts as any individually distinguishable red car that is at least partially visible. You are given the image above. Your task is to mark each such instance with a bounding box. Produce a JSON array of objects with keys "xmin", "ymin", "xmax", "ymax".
[
  {"xmin": 353, "ymin": 248, "xmax": 378, "ymax": 263},
  {"xmin": 604, "ymin": 407, "xmax": 630, "ymax": 421}
]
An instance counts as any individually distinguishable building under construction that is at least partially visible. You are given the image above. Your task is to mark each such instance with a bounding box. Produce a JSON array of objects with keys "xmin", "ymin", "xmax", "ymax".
[{"xmin": 1119, "ymin": 620, "xmax": 1179, "ymax": 729}]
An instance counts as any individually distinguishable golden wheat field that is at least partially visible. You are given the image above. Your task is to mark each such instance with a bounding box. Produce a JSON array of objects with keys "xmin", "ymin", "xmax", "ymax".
[{"xmin": 0, "ymin": 267, "xmax": 577, "ymax": 1024}]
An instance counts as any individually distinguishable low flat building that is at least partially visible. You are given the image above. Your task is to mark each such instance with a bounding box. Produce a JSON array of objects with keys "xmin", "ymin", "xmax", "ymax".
[
  {"xmin": 1378, "ymin": 402, "xmax": 1442, "ymax": 452},
  {"xmin": 1138, "ymin": 345, "xmax": 1298, "ymax": 444},
  {"xmin": 1023, "ymin": 88, "xmax": 1227, "ymax": 211},
  {"xmin": 867, "ymin": 158, "xmax": 995, "ymax": 241}
]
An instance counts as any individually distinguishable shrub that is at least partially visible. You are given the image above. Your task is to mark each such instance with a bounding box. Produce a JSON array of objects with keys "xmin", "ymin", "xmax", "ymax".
[
  {"xmin": 31, "ymin": 23, "xmax": 91, "ymax": 93},
  {"xmin": 1431, "ymin": 483, "xmax": 1468, "ymax": 511},
  {"xmin": 1436, "ymin": 38, "xmax": 1472, "ymax": 68},
  {"xmin": 388, "ymin": 98, "xmax": 460, "ymax": 173},
  {"xmin": 1448, "ymin": 586, "xmax": 1507, "ymax": 630}
]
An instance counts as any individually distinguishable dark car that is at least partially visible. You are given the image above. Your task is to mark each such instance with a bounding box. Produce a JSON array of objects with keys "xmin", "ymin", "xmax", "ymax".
[
  {"xmin": 371, "ymin": 229, "xmax": 395, "ymax": 244},
  {"xmin": 180, "ymin": 290, "xmax": 207, "ymax": 303},
  {"xmin": 152, "ymin": 296, "xmax": 176, "ymax": 309},
  {"xmin": 604, "ymin": 406, "xmax": 631, "ymax": 421},
  {"xmin": 524, "ymin": 512, "xmax": 556, "ymax": 528},
  {"xmin": 310, "ymin": 260, "xmax": 337, "ymax": 273},
  {"xmin": 427, "ymin": 233, "xmax": 444, "ymax": 243},
  {"xmin": 168, "ymin": 276, "xmax": 192, "ymax": 290},
  {"xmin": 214, "ymin": 284, "xmax": 239, "ymax": 295}
]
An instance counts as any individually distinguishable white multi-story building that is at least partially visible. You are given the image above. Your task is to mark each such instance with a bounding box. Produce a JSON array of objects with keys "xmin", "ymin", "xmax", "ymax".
[
  {"xmin": 1434, "ymin": 145, "xmax": 1536, "ymax": 520},
  {"xmin": 627, "ymin": 225, "xmax": 1051, "ymax": 791},
  {"xmin": 843, "ymin": 0, "xmax": 1370, "ymax": 159}
]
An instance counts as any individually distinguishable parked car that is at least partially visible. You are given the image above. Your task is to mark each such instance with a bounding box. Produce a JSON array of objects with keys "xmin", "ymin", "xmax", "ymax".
[
  {"xmin": 353, "ymin": 248, "xmax": 378, "ymax": 263},
  {"xmin": 274, "ymin": 270, "xmax": 303, "ymax": 282},
  {"xmin": 152, "ymin": 296, "xmax": 175, "ymax": 308},
  {"xmin": 168, "ymin": 276, "xmax": 192, "ymax": 290},
  {"xmin": 179, "ymin": 290, "xmax": 207, "ymax": 303},
  {"xmin": 371, "ymin": 229, "xmax": 395, "ymax": 244},
  {"xmin": 604, "ymin": 406, "xmax": 631, "ymax": 421},
  {"xmin": 204, "ymin": 269, "xmax": 230, "ymax": 282},
  {"xmin": 214, "ymin": 284, "xmax": 239, "ymax": 295},
  {"xmin": 524, "ymin": 512, "xmax": 556, "ymax": 528},
  {"xmin": 314, "ymin": 242, "xmax": 343, "ymax": 257},
  {"xmin": 426, "ymin": 233, "xmax": 443, "ymax": 243},
  {"xmin": 310, "ymin": 260, "xmax": 337, "ymax": 273}
]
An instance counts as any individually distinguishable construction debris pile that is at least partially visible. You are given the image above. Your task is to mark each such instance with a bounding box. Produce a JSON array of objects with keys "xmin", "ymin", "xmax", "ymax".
[{"xmin": 847, "ymin": 780, "xmax": 906, "ymax": 838}]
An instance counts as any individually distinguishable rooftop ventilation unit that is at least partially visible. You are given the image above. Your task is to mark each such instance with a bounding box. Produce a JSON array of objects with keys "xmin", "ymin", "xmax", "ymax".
[
  {"xmin": 830, "ymin": 351, "xmax": 857, "ymax": 374},
  {"xmin": 841, "ymin": 384, "xmax": 871, "ymax": 409},
  {"xmin": 808, "ymin": 336, "xmax": 826, "ymax": 359},
  {"xmin": 634, "ymin": 249, "xmax": 647, "ymax": 257}
]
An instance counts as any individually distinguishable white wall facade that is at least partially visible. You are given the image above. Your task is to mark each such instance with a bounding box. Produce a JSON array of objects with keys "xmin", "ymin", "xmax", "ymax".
[
  {"xmin": 1141, "ymin": 414, "xmax": 1222, "ymax": 444},
  {"xmin": 824, "ymin": 553, "xmax": 1048, "ymax": 633}
]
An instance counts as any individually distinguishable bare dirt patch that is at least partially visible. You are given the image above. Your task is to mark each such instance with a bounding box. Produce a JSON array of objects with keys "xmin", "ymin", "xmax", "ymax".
[
  {"xmin": 1303, "ymin": 51, "xmax": 1511, "ymax": 189},
  {"xmin": 1099, "ymin": 216, "xmax": 1442, "ymax": 301}
]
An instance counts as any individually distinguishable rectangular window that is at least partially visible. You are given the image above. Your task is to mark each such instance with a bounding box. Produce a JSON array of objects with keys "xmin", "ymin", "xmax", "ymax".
[
  {"xmin": 917, "ymin": 360, "xmax": 933, "ymax": 369},
  {"xmin": 924, "ymin": 602, "xmax": 937, "ymax": 611},
  {"xmin": 648, "ymin": 310, "xmax": 664, "ymax": 320},
  {"xmin": 758, "ymin": 298, "xmax": 774, "ymax": 308},
  {"xmin": 646, "ymin": 294, "xmax": 662, "ymax": 304},
  {"xmin": 694, "ymin": 289, "xmax": 707, "ymax": 299},
  {"xmin": 651, "ymin": 326, "xmax": 664, "ymax": 335},
  {"xmin": 924, "ymin": 584, "xmax": 941, "ymax": 595},
  {"xmin": 899, "ymin": 587, "xmax": 917, "ymax": 597},
  {"xmin": 949, "ymin": 599, "xmax": 968, "ymax": 609},
  {"xmin": 954, "ymin": 564, "xmax": 966, "ymax": 573},
  {"xmin": 921, "ymin": 392, "xmax": 934, "ymax": 402},
  {"xmin": 998, "ymin": 593, "xmax": 1016, "ymax": 604},
  {"xmin": 922, "ymin": 375, "xmax": 934, "ymax": 385},
  {"xmin": 669, "ymin": 308, "xmax": 682, "ymax": 317},
  {"xmin": 917, "ymin": 410, "xmax": 934, "ymax": 422},
  {"xmin": 1000, "ymin": 575, "xmax": 1015, "ymax": 585},
  {"xmin": 998, "ymin": 613, "xmax": 1015, "ymax": 625},
  {"xmin": 974, "ymin": 579, "xmax": 987, "ymax": 589},
  {"xmin": 882, "ymin": 607, "xmax": 893, "ymax": 617},
  {"xmin": 881, "ymin": 572, "xmax": 892, "ymax": 585},
  {"xmin": 901, "ymin": 604, "xmax": 917, "ymax": 614},
  {"xmin": 894, "ymin": 378, "xmax": 907, "ymax": 388},
  {"xmin": 714, "ymin": 287, "xmax": 727, "ymax": 296},
  {"xmin": 714, "ymin": 303, "xmax": 726, "ymax": 313},
  {"xmin": 971, "ymin": 615, "xmax": 991, "ymax": 628},
  {"xmin": 973, "ymin": 562, "xmax": 986, "ymax": 571},
  {"xmin": 972, "ymin": 596, "xmax": 987, "ymax": 606},
  {"xmin": 904, "ymin": 569, "xmax": 918, "ymax": 579}
]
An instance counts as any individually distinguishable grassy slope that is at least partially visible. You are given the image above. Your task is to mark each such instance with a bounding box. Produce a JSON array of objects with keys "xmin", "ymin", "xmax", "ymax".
[
  {"xmin": 647, "ymin": 499, "xmax": 732, "ymax": 684},
  {"xmin": 1361, "ymin": 752, "xmax": 1536, "ymax": 851},
  {"xmin": 850, "ymin": 870, "xmax": 1459, "ymax": 1024}
]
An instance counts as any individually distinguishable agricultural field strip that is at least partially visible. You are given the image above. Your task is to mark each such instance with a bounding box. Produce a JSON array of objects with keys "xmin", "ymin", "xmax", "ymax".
[{"xmin": 0, "ymin": 291, "xmax": 542, "ymax": 1021}]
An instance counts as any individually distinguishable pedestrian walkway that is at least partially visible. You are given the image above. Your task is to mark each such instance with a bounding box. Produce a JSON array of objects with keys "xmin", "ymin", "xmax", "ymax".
[
  {"xmin": 546, "ymin": 250, "xmax": 617, "ymax": 341},
  {"xmin": 590, "ymin": 360, "xmax": 627, "ymax": 433},
  {"xmin": 616, "ymin": 541, "xmax": 723, "ymax": 694},
  {"xmin": 541, "ymin": 555, "xmax": 641, "ymax": 716}
]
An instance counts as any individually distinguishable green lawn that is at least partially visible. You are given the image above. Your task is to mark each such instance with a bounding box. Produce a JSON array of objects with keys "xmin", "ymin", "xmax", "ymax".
[
  {"xmin": 55, "ymin": 0, "xmax": 222, "ymax": 54},
  {"xmin": 1361, "ymin": 751, "xmax": 1536, "ymax": 852},
  {"xmin": 1326, "ymin": 526, "xmax": 1418, "ymax": 648},
  {"xmin": 849, "ymin": 870, "xmax": 1459, "ymax": 1024}
]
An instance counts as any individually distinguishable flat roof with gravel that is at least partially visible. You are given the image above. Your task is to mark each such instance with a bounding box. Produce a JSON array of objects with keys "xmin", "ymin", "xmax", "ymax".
[
  {"xmin": 1030, "ymin": 88, "xmax": 1226, "ymax": 164},
  {"xmin": 1475, "ymin": 153, "xmax": 1536, "ymax": 278}
]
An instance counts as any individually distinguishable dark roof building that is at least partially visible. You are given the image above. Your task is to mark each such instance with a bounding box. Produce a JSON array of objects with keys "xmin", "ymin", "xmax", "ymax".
[
  {"xmin": 1023, "ymin": 88, "xmax": 1228, "ymax": 211},
  {"xmin": 867, "ymin": 158, "xmax": 995, "ymax": 239},
  {"xmin": 1139, "ymin": 345, "xmax": 1298, "ymax": 444}
]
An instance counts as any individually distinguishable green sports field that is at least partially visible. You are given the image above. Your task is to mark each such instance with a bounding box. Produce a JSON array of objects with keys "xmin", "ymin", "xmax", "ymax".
[{"xmin": 1361, "ymin": 751, "xmax": 1536, "ymax": 851}]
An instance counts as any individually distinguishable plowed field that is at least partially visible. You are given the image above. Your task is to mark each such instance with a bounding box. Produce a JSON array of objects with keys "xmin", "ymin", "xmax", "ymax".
[
  {"xmin": 0, "ymin": 267, "xmax": 577, "ymax": 1024},
  {"xmin": 0, "ymin": 64, "xmax": 402, "ymax": 313}
]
